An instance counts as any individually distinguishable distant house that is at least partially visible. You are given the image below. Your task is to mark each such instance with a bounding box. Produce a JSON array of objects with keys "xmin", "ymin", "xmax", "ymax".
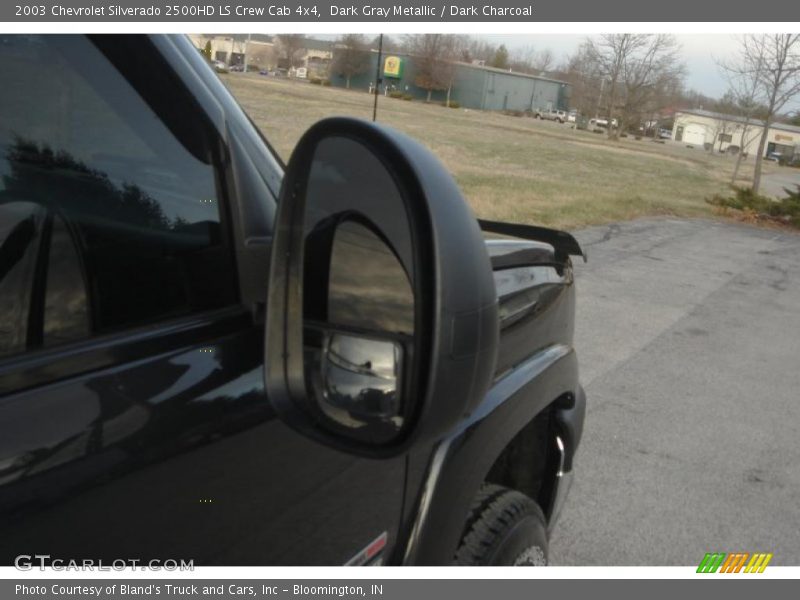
[
  {"xmin": 188, "ymin": 34, "xmax": 272, "ymax": 68},
  {"xmin": 299, "ymin": 37, "xmax": 334, "ymax": 77},
  {"xmin": 187, "ymin": 34, "xmax": 333, "ymax": 77},
  {"xmin": 673, "ymin": 109, "xmax": 800, "ymax": 159}
]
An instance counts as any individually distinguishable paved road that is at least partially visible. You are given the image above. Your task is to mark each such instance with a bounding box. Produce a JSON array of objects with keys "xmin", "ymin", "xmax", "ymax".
[
  {"xmin": 761, "ymin": 168, "xmax": 800, "ymax": 198},
  {"xmin": 549, "ymin": 218, "xmax": 800, "ymax": 565}
]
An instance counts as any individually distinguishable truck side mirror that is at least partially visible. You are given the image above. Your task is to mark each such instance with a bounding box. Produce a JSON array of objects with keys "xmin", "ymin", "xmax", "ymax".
[{"xmin": 264, "ymin": 118, "xmax": 499, "ymax": 456}]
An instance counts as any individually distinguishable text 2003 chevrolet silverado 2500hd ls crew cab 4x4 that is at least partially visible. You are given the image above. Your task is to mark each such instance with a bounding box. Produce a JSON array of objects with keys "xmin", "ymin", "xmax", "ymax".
[{"xmin": 0, "ymin": 34, "xmax": 585, "ymax": 566}]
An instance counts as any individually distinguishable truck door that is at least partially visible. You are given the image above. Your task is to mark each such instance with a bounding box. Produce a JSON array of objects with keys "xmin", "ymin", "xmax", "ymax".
[{"xmin": 0, "ymin": 34, "xmax": 404, "ymax": 566}]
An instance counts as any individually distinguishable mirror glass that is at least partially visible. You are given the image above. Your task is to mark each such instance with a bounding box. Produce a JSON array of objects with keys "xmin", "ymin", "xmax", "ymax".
[
  {"xmin": 301, "ymin": 137, "xmax": 416, "ymax": 443},
  {"xmin": 327, "ymin": 220, "xmax": 414, "ymax": 335},
  {"xmin": 322, "ymin": 333, "xmax": 402, "ymax": 419}
]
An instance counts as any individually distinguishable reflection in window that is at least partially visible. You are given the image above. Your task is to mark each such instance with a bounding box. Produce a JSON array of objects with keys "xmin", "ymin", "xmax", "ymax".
[
  {"xmin": 43, "ymin": 215, "xmax": 89, "ymax": 347},
  {"xmin": 0, "ymin": 202, "xmax": 42, "ymax": 357}
]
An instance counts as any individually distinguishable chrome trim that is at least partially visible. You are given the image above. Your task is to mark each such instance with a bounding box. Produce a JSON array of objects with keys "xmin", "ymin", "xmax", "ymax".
[{"xmin": 546, "ymin": 435, "xmax": 573, "ymax": 534}]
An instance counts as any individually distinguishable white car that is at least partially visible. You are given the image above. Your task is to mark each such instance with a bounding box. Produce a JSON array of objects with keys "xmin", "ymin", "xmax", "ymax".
[
  {"xmin": 590, "ymin": 117, "xmax": 618, "ymax": 129},
  {"xmin": 538, "ymin": 109, "xmax": 567, "ymax": 123}
]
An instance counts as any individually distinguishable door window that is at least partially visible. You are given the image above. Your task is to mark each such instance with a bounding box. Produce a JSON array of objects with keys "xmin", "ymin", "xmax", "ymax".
[{"xmin": 0, "ymin": 35, "xmax": 237, "ymax": 359}]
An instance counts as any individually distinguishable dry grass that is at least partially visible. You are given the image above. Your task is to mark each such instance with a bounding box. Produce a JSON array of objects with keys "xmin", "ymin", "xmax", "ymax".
[{"xmin": 223, "ymin": 74, "xmax": 781, "ymax": 229}]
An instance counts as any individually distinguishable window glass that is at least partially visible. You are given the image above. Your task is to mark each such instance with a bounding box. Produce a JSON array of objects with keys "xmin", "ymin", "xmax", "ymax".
[
  {"xmin": 0, "ymin": 202, "xmax": 43, "ymax": 356},
  {"xmin": 0, "ymin": 35, "xmax": 236, "ymax": 359},
  {"xmin": 43, "ymin": 214, "xmax": 90, "ymax": 347}
]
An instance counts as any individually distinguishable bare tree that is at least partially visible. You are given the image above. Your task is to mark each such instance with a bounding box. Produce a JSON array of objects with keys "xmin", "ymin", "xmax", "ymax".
[
  {"xmin": 532, "ymin": 49, "xmax": 555, "ymax": 73},
  {"xmin": 462, "ymin": 38, "xmax": 496, "ymax": 64},
  {"xmin": 248, "ymin": 43, "xmax": 278, "ymax": 71},
  {"xmin": 276, "ymin": 34, "xmax": 305, "ymax": 72},
  {"xmin": 586, "ymin": 34, "xmax": 684, "ymax": 139},
  {"xmin": 371, "ymin": 35, "xmax": 401, "ymax": 53},
  {"xmin": 743, "ymin": 34, "xmax": 800, "ymax": 193},
  {"xmin": 444, "ymin": 35, "xmax": 469, "ymax": 107},
  {"xmin": 509, "ymin": 44, "xmax": 536, "ymax": 73},
  {"xmin": 718, "ymin": 36, "xmax": 770, "ymax": 185},
  {"xmin": 706, "ymin": 114, "xmax": 736, "ymax": 153},
  {"xmin": 404, "ymin": 34, "xmax": 459, "ymax": 102},
  {"xmin": 557, "ymin": 43, "xmax": 605, "ymax": 117},
  {"xmin": 331, "ymin": 34, "xmax": 370, "ymax": 89},
  {"xmin": 509, "ymin": 45, "xmax": 555, "ymax": 75}
]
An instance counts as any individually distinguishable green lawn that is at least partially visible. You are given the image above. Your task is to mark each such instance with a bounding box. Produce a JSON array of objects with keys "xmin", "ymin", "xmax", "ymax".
[{"xmin": 223, "ymin": 74, "xmax": 777, "ymax": 229}]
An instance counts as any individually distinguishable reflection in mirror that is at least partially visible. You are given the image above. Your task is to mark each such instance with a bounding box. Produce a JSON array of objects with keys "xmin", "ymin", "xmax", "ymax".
[
  {"xmin": 321, "ymin": 333, "xmax": 402, "ymax": 421},
  {"xmin": 303, "ymin": 219, "xmax": 414, "ymax": 440},
  {"xmin": 300, "ymin": 136, "xmax": 417, "ymax": 443},
  {"xmin": 327, "ymin": 220, "xmax": 414, "ymax": 336}
]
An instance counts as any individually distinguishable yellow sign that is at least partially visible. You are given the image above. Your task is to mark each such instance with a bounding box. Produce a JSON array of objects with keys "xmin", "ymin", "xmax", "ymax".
[{"xmin": 383, "ymin": 56, "xmax": 403, "ymax": 78}]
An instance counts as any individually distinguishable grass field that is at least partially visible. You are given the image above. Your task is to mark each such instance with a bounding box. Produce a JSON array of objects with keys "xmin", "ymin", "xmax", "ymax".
[{"xmin": 223, "ymin": 74, "xmax": 780, "ymax": 229}]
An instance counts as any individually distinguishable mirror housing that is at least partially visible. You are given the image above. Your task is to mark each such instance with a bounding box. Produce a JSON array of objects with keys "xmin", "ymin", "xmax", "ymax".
[{"xmin": 265, "ymin": 118, "xmax": 498, "ymax": 456}]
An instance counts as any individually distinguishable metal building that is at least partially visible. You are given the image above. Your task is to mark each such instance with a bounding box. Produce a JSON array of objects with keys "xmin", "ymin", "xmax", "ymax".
[
  {"xmin": 450, "ymin": 63, "xmax": 569, "ymax": 112},
  {"xmin": 329, "ymin": 52, "xmax": 570, "ymax": 112}
]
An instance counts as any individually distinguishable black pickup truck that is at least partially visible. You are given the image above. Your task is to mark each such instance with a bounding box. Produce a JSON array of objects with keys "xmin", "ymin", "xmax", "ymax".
[{"xmin": 0, "ymin": 34, "xmax": 585, "ymax": 566}]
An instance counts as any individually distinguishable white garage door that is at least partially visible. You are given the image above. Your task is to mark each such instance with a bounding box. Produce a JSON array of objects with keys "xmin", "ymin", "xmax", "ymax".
[{"xmin": 683, "ymin": 124, "xmax": 707, "ymax": 146}]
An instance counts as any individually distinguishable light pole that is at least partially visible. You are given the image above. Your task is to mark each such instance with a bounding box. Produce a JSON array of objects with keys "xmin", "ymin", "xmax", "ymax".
[
  {"xmin": 595, "ymin": 78, "xmax": 605, "ymax": 120},
  {"xmin": 372, "ymin": 34, "xmax": 383, "ymax": 122}
]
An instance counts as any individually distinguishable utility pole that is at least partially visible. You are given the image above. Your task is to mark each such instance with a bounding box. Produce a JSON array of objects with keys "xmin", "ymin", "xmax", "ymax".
[
  {"xmin": 372, "ymin": 34, "xmax": 383, "ymax": 122},
  {"xmin": 595, "ymin": 78, "xmax": 605, "ymax": 119}
]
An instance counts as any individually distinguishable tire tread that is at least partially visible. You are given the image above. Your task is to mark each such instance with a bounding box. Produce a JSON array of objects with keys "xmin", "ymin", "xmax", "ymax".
[{"xmin": 454, "ymin": 483, "xmax": 547, "ymax": 566}]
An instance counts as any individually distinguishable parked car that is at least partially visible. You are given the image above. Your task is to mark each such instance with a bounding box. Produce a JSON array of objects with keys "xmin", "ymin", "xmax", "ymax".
[
  {"xmin": 567, "ymin": 110, "xmax": 578, "ymax": 123},
  {"xmin": 766, "ymin": 151, "xmax": 783, "ymax": 162},
  {"xmin": 537, "ymin": 109, "xmax": 568, "ymax": 123},
  {"xmin": 211, "ymin": 59, "xmax": 226, "ymax": 70},
  {"xmin": 590, "ymin": 117, "xmax": 618, "ymax": 129},
  {"xmin": 0, "ymin": 34, "xmax": 586, "ymax": 567},
  {"xmin": 658, "ymin": 128, "xmax": 672, "ymax": 139}
]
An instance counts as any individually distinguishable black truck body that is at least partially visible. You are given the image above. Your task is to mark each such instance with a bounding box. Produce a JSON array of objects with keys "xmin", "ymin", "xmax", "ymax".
[{"xmin": 0, "ymin": 34, "xmax": 585, "ymax": 566}]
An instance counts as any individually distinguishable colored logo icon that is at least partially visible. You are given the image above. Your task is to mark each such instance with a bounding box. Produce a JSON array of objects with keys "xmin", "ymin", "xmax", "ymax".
[{"xmin": 697, "ymin": 552, "xmax": 773, "ymax": 573}]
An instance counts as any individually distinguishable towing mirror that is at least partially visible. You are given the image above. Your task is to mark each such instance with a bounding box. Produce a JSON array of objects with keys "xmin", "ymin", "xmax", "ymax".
[{"xmin": 264, "ymin": 118, "xmax": 498, "ymax": 456}]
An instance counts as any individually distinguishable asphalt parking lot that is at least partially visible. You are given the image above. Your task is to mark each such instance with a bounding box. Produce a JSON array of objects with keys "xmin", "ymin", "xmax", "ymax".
[
  {"xmin": 549, "ymin": 217, "xmax": 800, "ymax": 565},
  {"xmin": 761, "ymin": 168, "xmax": 800, "ymax": 199}
]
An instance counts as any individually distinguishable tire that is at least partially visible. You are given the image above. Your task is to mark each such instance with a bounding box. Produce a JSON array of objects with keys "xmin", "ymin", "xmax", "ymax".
[{"xmin": 454, "ymin": 484, "xmax": 548, "ymax": 566}]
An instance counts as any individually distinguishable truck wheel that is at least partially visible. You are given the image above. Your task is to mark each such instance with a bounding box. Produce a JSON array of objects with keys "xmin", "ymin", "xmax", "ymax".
[{"xmin": 454, "ymin": 484, "xmax": 548, "ymax": 566}]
